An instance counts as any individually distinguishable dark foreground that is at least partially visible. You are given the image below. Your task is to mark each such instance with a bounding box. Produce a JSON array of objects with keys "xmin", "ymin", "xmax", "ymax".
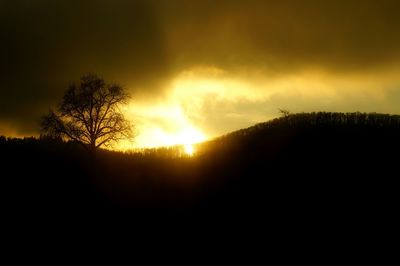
[{"xmin": 1, "ymin": 113, "xmax": 399, "ymax": 233}]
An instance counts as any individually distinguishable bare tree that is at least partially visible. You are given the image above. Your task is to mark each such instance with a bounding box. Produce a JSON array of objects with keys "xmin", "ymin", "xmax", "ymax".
[
  {"xmin": 41, "ymin": 74, "xmax": 134, "ymax": 151},
  {"xmin": 278, "ymin": 108, "xmax": 291, "ymax": 118}
]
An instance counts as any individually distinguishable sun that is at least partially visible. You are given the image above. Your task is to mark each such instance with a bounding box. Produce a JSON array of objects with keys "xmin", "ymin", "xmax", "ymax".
[
  {"xmin": 179, "ymin": 128, "xmax": 203, "ymax": 156},
  {"xmin": 119, "ymin": 99, "xmax": 208, "ymax": 151},
  {"xmin": 115, "ymin": 118, "xmax": 206, "ymax": 151},
  {"xmin": 183, "ymin": 144, "xmax": 194, "ymax": 156}
]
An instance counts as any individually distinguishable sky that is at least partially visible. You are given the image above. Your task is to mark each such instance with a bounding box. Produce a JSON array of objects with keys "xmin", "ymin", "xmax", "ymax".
[{"xmin": 1, "ymin": 0, "xmax": 400, "ymax": 148}]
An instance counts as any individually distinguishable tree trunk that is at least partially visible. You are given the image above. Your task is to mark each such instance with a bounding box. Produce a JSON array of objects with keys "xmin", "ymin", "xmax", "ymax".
[
  {"xmin": 88, "ymin": 139, "xmax": 97, "ymax": 161},
  {"xmin": 90, "ymin": 138, "xmax": 96, "ymax": 151}
]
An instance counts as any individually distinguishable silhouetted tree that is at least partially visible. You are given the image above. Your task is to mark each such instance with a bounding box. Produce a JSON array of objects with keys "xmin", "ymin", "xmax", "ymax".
[
  {"xmin": 278, "ymin": 109, "xmax": 291, "ymax": 118},
  {"xmin": 41, "ymin": 74, "xmax": 133, "ymax": 151}
]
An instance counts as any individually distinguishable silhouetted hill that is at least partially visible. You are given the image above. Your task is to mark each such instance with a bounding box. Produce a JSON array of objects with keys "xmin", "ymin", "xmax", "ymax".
[
  {"xmin": 1, "ymin": 112, "xmax": 399, "ymax": 227},
  {"xmin": 199, "ymin": 111, "xmax": 400, "ymax": 156},
  {"xmin": 186, "ymin": 112, "xmax": 399, "ymax": 220}
]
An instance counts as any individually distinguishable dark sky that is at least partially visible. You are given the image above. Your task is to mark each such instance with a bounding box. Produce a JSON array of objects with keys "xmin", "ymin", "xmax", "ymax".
[{"xmin": 1, "ymin": 0, "xmax": 400, "ymax": 146}]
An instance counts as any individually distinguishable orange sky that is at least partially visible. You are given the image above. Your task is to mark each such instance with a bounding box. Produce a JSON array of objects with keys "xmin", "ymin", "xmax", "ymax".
[{"xmin": 1, "ymin": 0, "xmax": 400, "ymax": 149}]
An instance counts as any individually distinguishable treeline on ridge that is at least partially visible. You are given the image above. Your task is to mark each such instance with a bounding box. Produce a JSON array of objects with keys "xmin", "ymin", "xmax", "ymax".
[{"xmin": 0, "ymin": 112, "xmax": 399, "ymax": 215}]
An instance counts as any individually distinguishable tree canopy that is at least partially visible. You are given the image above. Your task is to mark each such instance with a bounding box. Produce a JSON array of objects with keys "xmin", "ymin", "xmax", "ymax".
[{"xmin": 41, "ymin": 74, "xmax": 133, "ymax": 151}]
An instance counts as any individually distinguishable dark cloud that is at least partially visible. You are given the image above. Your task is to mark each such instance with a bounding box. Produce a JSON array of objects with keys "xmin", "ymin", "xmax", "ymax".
[
  {"xmin": 0, "ymin": 0, "xmax": 170, "ymax": 134},
  {"xmin": 159, "ymin": 0, "xmax": 400, "ymax": 72},
  {"xmin": 1, "ymin": 0, "xmax": 400, "ymax": 135}
]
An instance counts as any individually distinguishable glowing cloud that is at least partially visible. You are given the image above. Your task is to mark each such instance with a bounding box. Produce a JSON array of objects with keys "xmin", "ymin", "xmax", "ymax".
[{"xmin": 119, "ymin": 65, "xmax": 400, "ymax": 150}]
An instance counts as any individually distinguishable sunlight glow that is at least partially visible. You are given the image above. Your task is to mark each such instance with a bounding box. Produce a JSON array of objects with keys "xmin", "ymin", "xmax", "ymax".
[
  {"xmin": 183, "ymin": 144, "xmax": 194, "ymax": 156},
  {"xmin": 111, "ymin": 65, "xmax": 400, "ymax": 151},
  {"xmin": 117, "ymin": 100, "xmax": 207, "ymax": 150},
  {"xmin": 120, "ymin": 66, "xmax": 352, "ymax": 150},
  {"xmin": 142, "ymin": 124, "xmax": 205, "ymax": 148},
  {"xmin": 118, "ymin": 66, "xmax": 273, "ymax": 150}
]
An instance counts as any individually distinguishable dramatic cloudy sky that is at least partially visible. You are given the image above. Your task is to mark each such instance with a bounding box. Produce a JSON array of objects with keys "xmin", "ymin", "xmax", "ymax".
[{"xmin": 1, "ymin": 0, "xmax": 400, "ymax": 148}]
